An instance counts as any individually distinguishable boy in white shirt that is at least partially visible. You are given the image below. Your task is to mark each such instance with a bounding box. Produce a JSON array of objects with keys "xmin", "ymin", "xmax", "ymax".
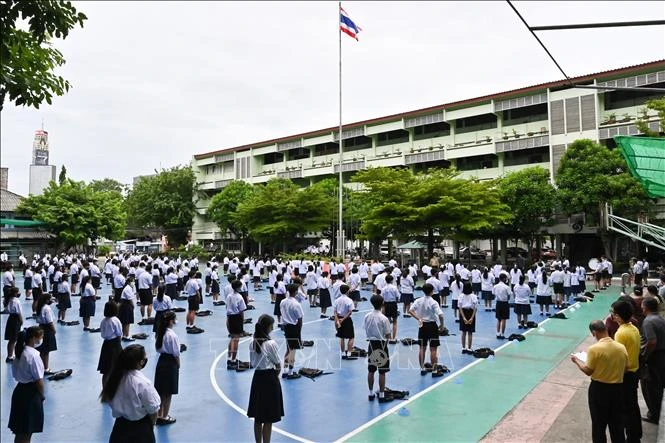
[
  {"xmin": 364, "ymin": 295, "xmax": 393, "ymax": 402},
  {"xmin": 334, "ymin": 285, "xmax": 355, "ymax": 359}
]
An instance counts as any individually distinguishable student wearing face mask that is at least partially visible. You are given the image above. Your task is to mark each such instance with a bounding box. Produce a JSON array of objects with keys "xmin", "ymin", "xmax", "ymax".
[
  {"xmin": 154, "ymin": 311, "xmax": 180, "ymax": 426},
  {"xmin": 101, "ymin": 344, "xmax": 161, "ymax": 443}
]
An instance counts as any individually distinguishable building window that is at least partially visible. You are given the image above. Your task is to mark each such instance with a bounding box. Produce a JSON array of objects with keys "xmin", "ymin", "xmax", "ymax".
[
  {"xmin": 455, "ymin": 114, "xmax": 497, "ymax": 134},
  {"xmin": 502, "ymin": 103, "xmax": 548, "ymax": 125},
  {"xmin": 235, "ymin": 157, "xmax": 251, "ymax": 179},
  {"xmin": 376, "ymin": 129, "xmax": 409, "ymax": 147},
  {"xmin": 456, "ymin": 154, "xmax": 498, "ymax": 171},
  {"xmin": 343, "ymin": 136, "xmax": 371, "ymax": 152},
  {"xmin": 604, "ymin": 83, "xmax": 665, "ymax": 110},
  {"xmin": 314, "ymin": 142, "xmax": 339, "ymax": 157},
  {"xmin": 413, "ymin": 121, "xmax": 450, "ymax": 141},
  {"xmin": 263, "ymin": 152, "xmax": 284, "ymax": 165},
  {"xmin": 287, "ymin": 148, "xmax": 310, "ymax": 161},
  {"xmin": 503, "ymin": 146, "xmax": 550, "ymax": 166}
]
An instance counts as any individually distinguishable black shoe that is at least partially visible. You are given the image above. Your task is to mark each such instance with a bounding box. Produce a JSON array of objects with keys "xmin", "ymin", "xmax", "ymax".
[
  {"xmin": 368, "ymin": 394, "xmax": 375, "ymax": 401},
  {"xmin": 352, "ymin": 309, "xmax": 359, "ymax": 312},
  {"xmin": 388, "ymin": 339, "xmax": 397, "ymax": 345},
  {"xmin": 642, "ymin": 415, "xmax": 658, "ymax": 424},
  {"xmin": 122, "ymin": 336, "xmax": 135, "ymax": 342},
  {"xmin": 432, "ymin": 370, "xmax": 445, "ymax": 378},
  {"xmin": 283, "ymin": 373, "xmax": 301, "ymax": 380},
  {"xmin": 226, "ymin": 360, "xmax": 238, "ymax": 370},
  {"xmin": 403, "ymin": 314, "xmax": 411, "ymax": 318},
  {"xmin": 320, "ymin": 314, "xmax": 327, "ymax": 318},
  {"xmin": 420, "ymin": 370, "xmax": 428, "ymax": 376},
  {"xmin": 378, "ymin": 396, "xmax": 394, "ymax": 403},
  {"xmin": 5, "ymin": 357, "xmax": 14, "ymax": 363},
  {"xmin": 455, "ymin": 319, "xmax": 460, "ymax": 323}
]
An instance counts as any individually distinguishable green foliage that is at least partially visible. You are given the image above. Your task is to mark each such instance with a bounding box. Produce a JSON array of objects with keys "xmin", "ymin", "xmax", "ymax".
[
  {"xmin": 170, "ymin": 243, "xmax": 210, "ymax": 262},
  {"xmin": 353, "ymin": 167, "xmax": 512, "ymax": 254},
  {"xmin": 234, "ymin": 178, "xmax": 331, "ymax": 250},
  {"xmin": 124, "ymin": 166, "xmax": 198, "ymax": 247},
  {"xmin": 635, "ymin": 97, "xmax": 665, "ymax": 137},
  {"xmin": 556, "ymin": 139, "xmax": 651, "ymax": 224},
  {"xmin": 1, "ymin": 0, "xmax": 87, "ymax": 110},
  {"xmin": 207, "ymin": 180, "xmax": 255, "ymax": 240},
  {"xmin": 495, "ymin": 166, "xmax": 556, "ymax": 241},
  {"xmin": 16, "ymin": 179, "xmax": 126, "ymax": 248},
  {"xmin": 89, "ymin": 178, "xmax": 127, "ymax": 196},
  {"xmin": 58, "ymin": 164, "xmax": 66, "ymax": 185},
  {"xmin": 97, "ymin": 245, "xmax": 111, "ymax": 256}
]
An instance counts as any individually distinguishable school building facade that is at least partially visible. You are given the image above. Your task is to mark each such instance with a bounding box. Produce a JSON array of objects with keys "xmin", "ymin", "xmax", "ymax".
[{"xmin": 190, "ymin": 60, "xmax": 665, "ymax": 246}]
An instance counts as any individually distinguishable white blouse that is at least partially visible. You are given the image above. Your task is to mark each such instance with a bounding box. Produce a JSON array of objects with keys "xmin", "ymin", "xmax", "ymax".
[{"xmin": 249, "ymin": 339, "xmax": 281, "ymax": 370}]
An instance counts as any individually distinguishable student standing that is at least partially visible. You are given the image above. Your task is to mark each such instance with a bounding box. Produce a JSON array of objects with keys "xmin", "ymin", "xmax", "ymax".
[
  {"xmin": 317, "ymin": 271, "xmax": 332, "ymax": 319},
  {"xmin": 571, "ymin": 321, "xmax": 628, "ymax": 443},
  {"xmin": 348, "ymin": 267, "xmax": 361, "ymax": 311},
  {"xmin": 458, "ymin": 282, "xmax": 478, "ymax": 354},
  {"xmin": 56, "ymin": 272, "xmax": 71, "ymax": 324},
  {"xmin": 470, "ymin": 266, "xmax": 482, "ymax": 297},
  {"xmin": 513, "ymin": 275, "xmax": 532, "ymax": 329},
  {"xmin": 154, "ymin": 311, "xmax": 180, "ymax": 426},
  {"xmin": 425, "ymin": 269, "xmax": 441, "ymax": 306},
  {"xmin": 563, "ymin": 267, "xmax": 572, "ymax": 307},
  {"xmin": 210, "ymin": 265, "xmax": 221, "ymax": 302},
  {"xmin": 450, "ymin": 274, "xmax": 463, "ymax": 323},
  {"xmin": 4, "ymin": 287, "xmax": 23, "ymax": 362},
  {"xmin": 381, "ymin": 275, "xmax": 400, "ymax": 344},
  {"xmin": 8, "ymin": 326, "xmax": 45, "ymax": 443},
  {"xmin": 101, "ymin": 344, "xmax": 161, "ymax": 443},
  {"xmin": 334, "ymin": 284, "xmax": 355, "ymax": 359},
  {"xmin": 409, "ymin": 283, "xmax": 446, "ymax": 377},
  {"xmin": 536, "ymin": 270, "xmax": 553, "ymax": 317},
  {"xmin": 119, "ymin": 276, "xmax": 137, "ymax": 341},
  {"xmin": 226, "ymin": 280, "xmax": 248, "ymax": 370},
  {"xmin": 137, "ymin": 267, "xmax": 154, "ymax": 321},
  {"xmin": 164, "ymin": 267, "xmax": 178, "ymax": 301},
  {"xmin": 152, "ymin": 285, "xmax": 173, "ymax": 334},
  {"xmin": 273, "ymin": 274, "xmax": 286, "ymax": 326},
  {"xmin": 184, "ymin": 271, "xmax": 203, "ymax": 333},
  {"xmin": 280, "ymin": 284, "xmax": 304, "ymax": 379},
  {"xmin": 98, "ymin": 301, "xmax": 123, "ymax": 387},
  {"xmin": 247, "ymin": 314, "xmax": 284, "ymax": 443},
  {"xmin": 80, "ymin": 275, "xmax": 97, "ymax": 331},
  {"xmin": 481, "ymin": 268, "xmax": 495, "ymax": 312},
  {"xmin": 34, "ymin": 292, "xmax": 56, "ymax": 373},
  {"xmin": 399, "ymin": 269, "xmax": 415, "ymax": 318},
  {"xmin": 305, "ymin": 266, "xmax": 319, "ymax": 308},
  {"xmin": 364, "ymin": 295, "xmax": 393, "ymax": 402},
  {"xmin": 550, "ymin": 265, "xmax": 565, "ymax": 310},
  {"xmin": 3, "ymin": 262, "xmax": 15, "ymax": 299},
  {"xmin": 23, "ymin": 266, "xmax": 33, "ymax": 301},
  {"xmin": 113, "ymin": 267, "xmax": 127, "ymax": 303},
  {"xmin": 493, "ymin": 274, "xmax": 512, "ymax": 339}
]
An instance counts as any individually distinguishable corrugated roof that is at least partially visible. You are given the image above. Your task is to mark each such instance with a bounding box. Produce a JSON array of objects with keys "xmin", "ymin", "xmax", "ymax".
[
  {"xmin": 0, "ymin": 189, "xmax": 25, "ymax": 213},
  {"xmin": 194, "ymin": 59, "xmax": 665, "ymax": 159}
]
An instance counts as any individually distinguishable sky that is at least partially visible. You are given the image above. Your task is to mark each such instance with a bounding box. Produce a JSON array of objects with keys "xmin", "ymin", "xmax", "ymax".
[{"xmin": 1, "ymin": 1, "xmax": 664, "ymax": 196}]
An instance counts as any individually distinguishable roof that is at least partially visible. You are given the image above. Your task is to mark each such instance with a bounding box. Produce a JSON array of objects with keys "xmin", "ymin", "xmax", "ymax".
[
  {"xmin": 0, "ymin": 189, "xmax": 24, "ymax": 212},
  {"xmin": 614, "ymin": 136, "xmax": 665, "ymax": 198},
  {"xmin": 194, "ymin": 59, "xmax": 665, "ymax": 159},
  {"xmin": 396, "ymin": 240, "xmax": 426, "ymax": 249}
]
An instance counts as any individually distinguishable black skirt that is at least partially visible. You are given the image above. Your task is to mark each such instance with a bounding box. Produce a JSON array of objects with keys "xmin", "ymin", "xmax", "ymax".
[
  {"xmin": 91, "ymin": 276, "xmax": 101, "ymax": 290},
  {"xmin": 459, "ymin": 308, "xmax": 476, "ymax": 333},
  {"xmin": 154, "ymin": 353, "xmax": 179, "ymax": 395},
  {"xmin": 36, "ymin": 324, "xmax": 57, "ymax": 353},
  {"xmin": 79, "ymin": 297, "xmax": 96, "ymax": 318},
  {"xmin": 274, "ymin": 294, "xmax": 285, "ymax": 316},
  {"xmin": 227, "ymin": 313, "xmax": 244, "ymax": 335},
  {"xmin": 495, "ymin": 300, "xmax": 510, "ymax": 320},
  {"xmin": 110, "ymin": 415, "xmax": 154, "ymax": 443},
  {"xmin": 118, "ymin": 299, "xmax": 134, "ymax": 325},
  {"xmin": 4, "ymin": 313, "xmax": 22, "ymax": 341},
  {"xmin": 152, "ymin": 275, "xmax": 160, "ymax": 289},
  {"xmin": 97, "ymin": 337, "xmax": 122, "ymax": 374},
  {"xmin": 318, "ymin": 289, "xmax": 331, "ymax": 309},
  {"xmin": 8, "ymin": 381, "xmax": 43, "ymax": 435},
  {"xmin": 335, "ymin": 317, "xmax": 355, "ymax": 339},
  {"xmin": 514, "ymin": 303, "xmax": 532, "ymax": 315},
  {"xmin": 211, "ymin": 280, "xmax": 220, "ymax": 294},
  {"xmin": 71, "ymin": 274, "xmax": 79, "ymax": 284},
  {"xmin": 23, "ymin": 277, "xmax": 32, "ymax": 290},
  {"xmin": 536, "ymin": 295, "xmax": 552, "ymax": 305},
  {"xmin": 247, "ymin": 369, "xmax": 284, "ymax": 424},
  {"xmin": 113, "ymin": 288, "xmax": 123, "ymax": 303},
  {"xmin": 138, "ymin": 289, "xmax": 153, "ymax": 306},
  {"xmin": 58, "ymin": 291, "xmax": 72, "ymax": 310},
  {"xmin": 166, "ymin": 283, "xmax": 177, "ymax": 299}
]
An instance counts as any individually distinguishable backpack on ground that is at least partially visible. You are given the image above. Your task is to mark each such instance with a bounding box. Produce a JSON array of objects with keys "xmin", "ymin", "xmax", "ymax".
[
  {"xmin": 508, "ymin": 333, "xmax": 525, "ymax": 342},
  {"xmin": 473, "ymin": 347, "xmax": 495, "ymax": 358}
]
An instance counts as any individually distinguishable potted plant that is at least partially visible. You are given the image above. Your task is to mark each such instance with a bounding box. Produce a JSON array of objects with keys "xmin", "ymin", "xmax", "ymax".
[
  {"xmin": 409, "ymin": 148, "xmax": 415, "ymax": 153},
  {"xmin": 620, "ymin": 113, "xmax": 632, "ymax": 123},
  {"xmin": 512, "ymin": 129, "xmax": 521, "ymax": 139},
  {"xmin": 502, "ymin": 132, "xmax": 509, "ymax": 140},
  {"xmin": 602, "ymin": 113, "xmax": 617, "ymax": 125},
  {"xmin": 527, "ymin": 131, "xmax": 534, "ymax": 137},
  {"xmin": 485, "ymin": 136, "xmax": 492, "ymax": 143}
]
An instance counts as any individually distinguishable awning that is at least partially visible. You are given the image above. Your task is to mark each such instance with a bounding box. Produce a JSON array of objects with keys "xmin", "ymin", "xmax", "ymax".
[
  {"xmin": 396, "ymin": 240, "xmax": 427, "ymax": 249},
  {"xmin": 614, "ymin": 136, "xmax": 665, "ymax": 198},
  {"xmin": 0, "ymin": 218, "xmax": 46, "ymax": 227}
]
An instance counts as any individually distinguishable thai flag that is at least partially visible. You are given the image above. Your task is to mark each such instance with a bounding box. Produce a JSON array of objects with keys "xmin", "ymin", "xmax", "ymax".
[{"xmin": 340, "ymin": 6, "xmax": 361, "ymax": 40}]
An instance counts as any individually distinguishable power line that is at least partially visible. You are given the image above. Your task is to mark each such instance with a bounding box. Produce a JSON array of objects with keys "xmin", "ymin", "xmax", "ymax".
[{"xmin": 530, "ymin": 20, "xmax": 665, "ymax": 31}]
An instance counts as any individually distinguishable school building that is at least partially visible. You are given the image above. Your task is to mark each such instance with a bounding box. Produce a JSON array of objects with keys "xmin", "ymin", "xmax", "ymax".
[{"xmin": 190, "ymin": 60, "xmax": 665, "ymax": 248}]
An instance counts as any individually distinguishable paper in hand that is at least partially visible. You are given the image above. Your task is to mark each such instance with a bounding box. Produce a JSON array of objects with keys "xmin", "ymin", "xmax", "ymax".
[{"xmin": 573, "ymin": 351, "xmax": 587, "ymax": 363}]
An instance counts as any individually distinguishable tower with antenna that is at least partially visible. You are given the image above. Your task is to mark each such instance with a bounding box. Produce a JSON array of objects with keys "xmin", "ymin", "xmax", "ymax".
[{"xmin": 28, "ymin": 124, "xmax": 56, "ymax": 195}]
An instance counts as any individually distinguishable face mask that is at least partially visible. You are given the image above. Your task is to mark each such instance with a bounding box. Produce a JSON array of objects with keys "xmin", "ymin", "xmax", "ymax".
[
  {"xmin": 33, "ymin": 339, "xmax": 43, "ymax": 348},
  {"xmin": 140, "ymin": 358, "xmax": 148, "ymax": 369}
]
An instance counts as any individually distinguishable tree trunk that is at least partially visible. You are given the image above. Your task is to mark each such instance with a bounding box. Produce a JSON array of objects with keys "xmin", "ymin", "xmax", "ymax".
[
  {"xmin": 599, "ymin": 229, "xmax": 615, "ymax": 262},
  {"xmin": 453, "ymin": 240, "xmax": 460, "ymax": 261},
  {"xmin": 500, "ymin": 237, "xmax": 507, "ymax": 264},
  {"xmin": 426, "ymin": 228, "xmax": 434, "ymax": 258}
]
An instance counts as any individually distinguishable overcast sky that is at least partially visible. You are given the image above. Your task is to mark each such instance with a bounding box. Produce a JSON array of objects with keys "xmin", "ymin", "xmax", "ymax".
[{"xmin": 1, "ymin": 1, "xmax": 663, "ymax": 196}]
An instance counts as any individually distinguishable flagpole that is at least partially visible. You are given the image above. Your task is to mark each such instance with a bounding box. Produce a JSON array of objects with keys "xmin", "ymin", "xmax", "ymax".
[{"xmin": 337, "ymin": 1, "xmax": 344, "ymax": 260}]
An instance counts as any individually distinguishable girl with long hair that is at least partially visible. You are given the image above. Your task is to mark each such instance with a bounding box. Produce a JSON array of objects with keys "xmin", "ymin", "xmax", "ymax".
[
  {"xmin": 8, "ymin": 326, "xmax": 45, "ymax": 443},
  {"xmin": 458, "ymin": 281, "xmax": 478, "ymax": 354},
  {"xmin": 98, "ymin": 301, "xmax": 122, "ymax": 387},
  {"xmin": 34, "ymin": 292, "xmax": 56, "ymax": 373},
  {"xmin": 247, "ymin": 314, "xmax": 283, "ymax": 443},
  {"xmin": 80, "ymin": 275, "xmax": 97, "ymax": 331},
  {"xmin": 154, "ymin": 311, "xmax": 180, "ymax": 425},
  {"xmin": 513, "ymin": 275, "xmax": 532, "ymax": 329},
  {"xmin": 4, "ymin": 287, "xmax": 23, "ymax": 362},
  {"xmin": 152, "ymin": 284, "xmax": 173, "ymax": 333},
  {"xmin": 536, "ymin": 269, "xmax": 553, "ymax": 317},
  {"xmin": 100, "ymin": 344, "xmax": 161, "ymax": 443}
]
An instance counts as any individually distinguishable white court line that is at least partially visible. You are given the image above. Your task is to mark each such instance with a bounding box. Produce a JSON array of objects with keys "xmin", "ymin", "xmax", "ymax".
[
  {"xmin": 209, "ymin": 310, "xmax": 370, "ymax": 443},
  {"xmin": 334, "ymin": 302, "xmax": 583, "ymax": 443}
]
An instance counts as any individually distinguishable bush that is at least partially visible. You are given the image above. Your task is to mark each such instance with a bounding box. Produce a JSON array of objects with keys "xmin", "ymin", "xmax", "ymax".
[{"xmin": 97, "ymin": 245, "xmax": 111, "ymax": 256}]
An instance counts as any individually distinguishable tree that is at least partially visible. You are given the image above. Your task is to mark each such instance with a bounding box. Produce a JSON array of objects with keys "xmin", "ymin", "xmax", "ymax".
[
  {"xmin": 58, "ymin": 165, "xmax": 67, "ymax": 185},
  {"xmin": 15, "ymin": 179, "xmax": 125, "ymax": 250},
  {"xmin": 234, "ymin": 178, "xmax": 330, "ymax": 252},
  {"xmin": 1, "ymin": 1, "xmax": 87, "ymax": 110},
  {"xmin": 353, "ymin": 167, "xmax": 512, "ymax": 257},
  {"xmin": 206, "ymin": 180, "xmax": 255, "ymax": 252},
  {"xmin": 89, "ymin": 178, "xmax": 127, "ymax": 196},
  {"xmin": 495, "ymin": 166, "xmax": 557, "ymax": 249},
  {"xmin": 556, "ymin": 139, "xmax": 652, "ymax": 260},
  {"xmin": 635, "ymin": 97, "xmax": 665, "ymax": 137},
  {"xmin": 124, "ymin": 166, "xmax": 198, "ymax": 247}
]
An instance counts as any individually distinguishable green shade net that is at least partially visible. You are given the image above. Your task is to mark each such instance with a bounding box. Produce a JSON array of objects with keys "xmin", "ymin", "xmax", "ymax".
[
  {"xmin": 614, "ymin": 136, "xmax": 665, "ymax": 198},
  {"xmin": 0, "ymin": 218, "xmax": 46, "ymax": 227}
]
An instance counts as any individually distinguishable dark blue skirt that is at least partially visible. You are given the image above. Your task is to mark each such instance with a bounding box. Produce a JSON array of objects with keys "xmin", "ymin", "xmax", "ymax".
[
  {"xmin": 79, "ymin": 297, "xmax": 95, "ymax": 318},
  {"xmin": 9, "ymin": 381, "xmax": 43, "ymax": 435}
]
